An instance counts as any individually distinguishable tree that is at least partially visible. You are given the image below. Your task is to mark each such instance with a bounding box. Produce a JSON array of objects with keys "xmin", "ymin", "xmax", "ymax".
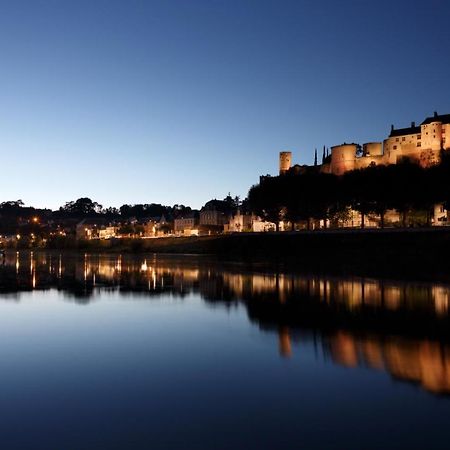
[
  {"xmin": 248, "ymin": 177, "xmax": 285, "ymax": 231},
  {"xmin": 60, "ymin": 198, "xmax": 102, "ymax": 216}
]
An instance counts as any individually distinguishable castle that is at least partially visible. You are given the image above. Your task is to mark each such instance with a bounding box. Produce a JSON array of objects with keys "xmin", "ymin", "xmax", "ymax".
[{"xmin": 280, "ymin": 112, "xmax": 450, "ymax": 175}]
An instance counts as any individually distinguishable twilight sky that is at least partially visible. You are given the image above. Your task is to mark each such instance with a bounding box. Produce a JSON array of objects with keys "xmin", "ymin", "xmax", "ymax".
[{"xmin": 1, "ymin": 0, "xmax": 449, "ymax": 210}]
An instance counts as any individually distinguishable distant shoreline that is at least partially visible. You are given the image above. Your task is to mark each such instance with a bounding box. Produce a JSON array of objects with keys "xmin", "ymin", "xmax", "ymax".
[{"xmin": 14, "ymin": 228, "xmax": 450, "ymax": 282}]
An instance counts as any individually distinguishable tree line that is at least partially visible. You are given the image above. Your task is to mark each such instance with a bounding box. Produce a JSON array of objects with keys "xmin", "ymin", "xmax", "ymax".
[
  {"xmin": 248, "ymin": 151, "xmax": 450, "ymax": 230},
  {"xmin": 0, "ymin": 195, "xmax": 243, "ymax": 237}
]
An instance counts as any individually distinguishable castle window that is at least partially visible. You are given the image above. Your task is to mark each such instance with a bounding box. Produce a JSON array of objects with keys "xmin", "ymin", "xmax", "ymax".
[
  {"xmin": 396, "ymin": 138, "xmax": 399, "ymax": 142},
  {"xmin": 402, "ymin": 137, "xmax": 405, "ymax": 141},
  {"xmin": 417, "ymin": 142, "xmax": 421, "ymax": 147},
  {"xmin": 393, "ymin": 145, "xmax": 397, "ymax": 150},
  {"xmin": 417, "ymin": 134, "xmax": 421, "ymax": 139}
]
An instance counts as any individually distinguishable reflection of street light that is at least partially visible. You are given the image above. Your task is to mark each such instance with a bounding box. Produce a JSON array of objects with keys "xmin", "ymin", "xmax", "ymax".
[
  {"xmin": 32, "ymin": 217, "xmax": 39, "ymax": 223},
  {"xmin": 16, "ymin": 234, "xmax": 21, "ymax": 240}
]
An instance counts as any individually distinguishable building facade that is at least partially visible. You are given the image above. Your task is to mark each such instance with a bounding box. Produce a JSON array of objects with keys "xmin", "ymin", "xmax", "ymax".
[
  {"xmin": 280, "ymin": 112, "xmax": 450, "ymax": 177},
  {"xmin": 174, "ymin": 214, "xmax": 199, "ymax": 236}
]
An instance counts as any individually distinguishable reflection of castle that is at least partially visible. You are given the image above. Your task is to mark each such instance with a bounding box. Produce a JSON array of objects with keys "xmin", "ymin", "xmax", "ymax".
[
  {"xmin": 274, "ymin": 327, "xmax": 450, "ymax": 394},
  {"xmin": 2, "ymin": 252, "xmax": 450, "ymax": 395},
  {"xmin": 327, "ymin": 331, "xmax": 450, "ymax": 395},
  {"xmin": 280, "ymin": 112, "xmax": 450, "ymax": 176}
]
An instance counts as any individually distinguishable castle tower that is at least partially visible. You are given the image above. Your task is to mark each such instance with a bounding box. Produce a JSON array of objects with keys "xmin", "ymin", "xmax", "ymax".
[
  {"xmin": 279, "ymin": 151, "xmax": 292, "ymax": 175},
  {"xmin": 421, "ymin": 112, "xmax": 443, "ymax": 152},
  {"xmin": 330, "ymin": 144, "xmax": 357, "ymax": 175}
]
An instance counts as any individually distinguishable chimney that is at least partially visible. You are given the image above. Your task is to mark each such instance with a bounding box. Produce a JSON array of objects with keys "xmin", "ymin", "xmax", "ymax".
[
  {"xmin": 391, "ymin": 124, "xmax": 394, "ymax": 132},
  {"xmin": 434, "ymin": 111, "xmax": 438, "ymax": 118},
  {"xmin": 411, "ymin": 121, "xmax": 415, "ymax": 128}
]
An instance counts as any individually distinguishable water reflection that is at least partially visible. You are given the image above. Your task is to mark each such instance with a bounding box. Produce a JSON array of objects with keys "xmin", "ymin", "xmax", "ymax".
[
  {"xmin": 1, "ymin": 251, "xmax": 450, "ymax": 396},
  {"xmin": 325, "ymin": 331, "xmax": 450, "ymax": 394}
]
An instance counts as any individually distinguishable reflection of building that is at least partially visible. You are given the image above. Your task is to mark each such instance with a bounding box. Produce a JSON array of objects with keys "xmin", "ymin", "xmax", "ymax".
[
  {"xmin": 327, "ymin": 331, "xmax": 450, "ymax": 395},
  {"xmin": 4, "ymin": 252, "xmax": 450, "ymax": 395},
  {"xmin": 278, "ymin": 327, "xmax": 292, "ymax": 358}
]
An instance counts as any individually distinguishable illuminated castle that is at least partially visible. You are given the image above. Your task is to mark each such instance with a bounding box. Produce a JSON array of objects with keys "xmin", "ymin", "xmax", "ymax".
[{"xmin": 279, "ymin": 112, "xmax": 450, "ymax": 176}]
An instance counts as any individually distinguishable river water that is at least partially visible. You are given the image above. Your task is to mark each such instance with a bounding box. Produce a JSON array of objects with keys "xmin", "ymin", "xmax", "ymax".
[{"xmin": 0, "ymin": 252, "xmax": 450, "ymax": 449}]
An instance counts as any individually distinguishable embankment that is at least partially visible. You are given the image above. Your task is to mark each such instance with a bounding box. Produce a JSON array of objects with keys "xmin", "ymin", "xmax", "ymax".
[{"xmin": 54, "ymin": 228, "xmax": 450, "ymax": 280}]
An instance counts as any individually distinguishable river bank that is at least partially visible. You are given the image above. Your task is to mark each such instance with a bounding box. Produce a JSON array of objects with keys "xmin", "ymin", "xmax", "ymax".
[{"xmin": 35, "ymin": 228, "xmax": 450, "ymax": 281}]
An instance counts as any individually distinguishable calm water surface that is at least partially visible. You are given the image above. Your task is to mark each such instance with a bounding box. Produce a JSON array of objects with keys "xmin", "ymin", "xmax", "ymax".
[{"xmin": 0, "ymin": 252, "xmax": 450, "ymax": 449}]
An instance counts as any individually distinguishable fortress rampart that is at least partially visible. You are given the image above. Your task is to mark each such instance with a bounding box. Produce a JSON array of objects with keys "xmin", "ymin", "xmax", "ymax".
[{"xmin": 281, "ymin": 112, "xmax": 450, "ymax": 176}]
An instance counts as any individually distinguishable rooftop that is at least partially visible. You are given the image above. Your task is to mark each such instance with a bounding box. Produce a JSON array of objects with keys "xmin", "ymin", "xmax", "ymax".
[
  {"xmin": 389, "ymin": 112, "xmax": 450, "ymax": 137},
  {"xmin": 421, "ymin": 112, "xmax": 450, "ymax": 125},
  {"xmin": 389, "ymin": 125, "xmax": 421, "ymax": 137}
]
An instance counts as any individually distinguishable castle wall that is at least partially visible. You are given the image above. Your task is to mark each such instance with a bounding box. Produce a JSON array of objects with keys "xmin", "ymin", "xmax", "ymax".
[
  {"xmin": 363, "ymin": 142, "xmax": 383, "ymax": 156},
  {"xmin": 280, "ymin": 113, "xmax": 449, "ymax": 178},
  {"xmin": 421, "ymin": 122, "xmax": 442, "ymax": 151},
  {"xmin": 384, "ymin": 133, "xmax": 421, "ymax": 161},
  {"xmin": 443, "ymin": 124, "xmax": 450, "ymax": 149},
  {"xmin": 320, "ymin": 162, "xmax": 331, "ymax": 174},
  {"xmin": 354, "ymin": 154, "xmax": 385, "ymax": 170}
]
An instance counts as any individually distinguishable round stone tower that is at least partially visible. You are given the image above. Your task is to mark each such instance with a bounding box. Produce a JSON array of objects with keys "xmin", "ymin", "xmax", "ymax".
[
  {"xmin": 279, "ymin": 151, "xmax": 292, "ymax": 175},
  {"xmin": 330, "ymin": 144, "xmax": 357, "ymax": 175}
]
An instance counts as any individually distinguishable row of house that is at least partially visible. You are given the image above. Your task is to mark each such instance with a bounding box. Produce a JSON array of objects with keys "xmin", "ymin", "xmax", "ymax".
[{"xmin": 76, "ymin": 202, "xmax": 277, "ymax": 240}]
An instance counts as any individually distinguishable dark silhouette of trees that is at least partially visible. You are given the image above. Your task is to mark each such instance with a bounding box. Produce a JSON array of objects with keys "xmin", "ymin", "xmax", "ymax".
[
  {"xmin": 248, "ymin": 177, "xmax": 286, "ymax": 231},
  {"xmin": 118, "ymin": 203, "xmax": 171, "ymax": 219},
  {"xmin": 60, "ymin": 198, "xmax": 102, "ymax": 216},
  {"xmin": 0, "ymin": 200, "xmax": 24, "ymax": 211},
  {"xmin": 248, "ymin": 152, "xmax": 450, "ymax": 230}
]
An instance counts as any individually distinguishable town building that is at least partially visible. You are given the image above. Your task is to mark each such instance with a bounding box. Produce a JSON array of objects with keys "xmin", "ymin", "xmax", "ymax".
[
  {"xmin": 199, "ymin": 199, "xmax": 230, "ymax": 233},
  {"xmin": 76, "ymin": 219, "xmax": 118, "ymax": 240},
  {"xmin": 224, "ymin": 210, "xmax": 278, "ymax": 233},
  {"xmin": 174, "ymin": 212, "xmax": 200, "ymax": 236}
]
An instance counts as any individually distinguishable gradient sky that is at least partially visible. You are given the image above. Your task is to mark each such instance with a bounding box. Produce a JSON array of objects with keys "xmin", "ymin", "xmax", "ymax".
[{"xmin": 1, "ymin": 0, "xmax": 449, "ymax": 210}]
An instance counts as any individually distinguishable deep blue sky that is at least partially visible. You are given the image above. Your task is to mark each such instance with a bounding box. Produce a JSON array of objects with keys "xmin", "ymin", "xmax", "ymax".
[{"xmin": 1, "ymin": 0, "xmax": 449, "ymax": 210}]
